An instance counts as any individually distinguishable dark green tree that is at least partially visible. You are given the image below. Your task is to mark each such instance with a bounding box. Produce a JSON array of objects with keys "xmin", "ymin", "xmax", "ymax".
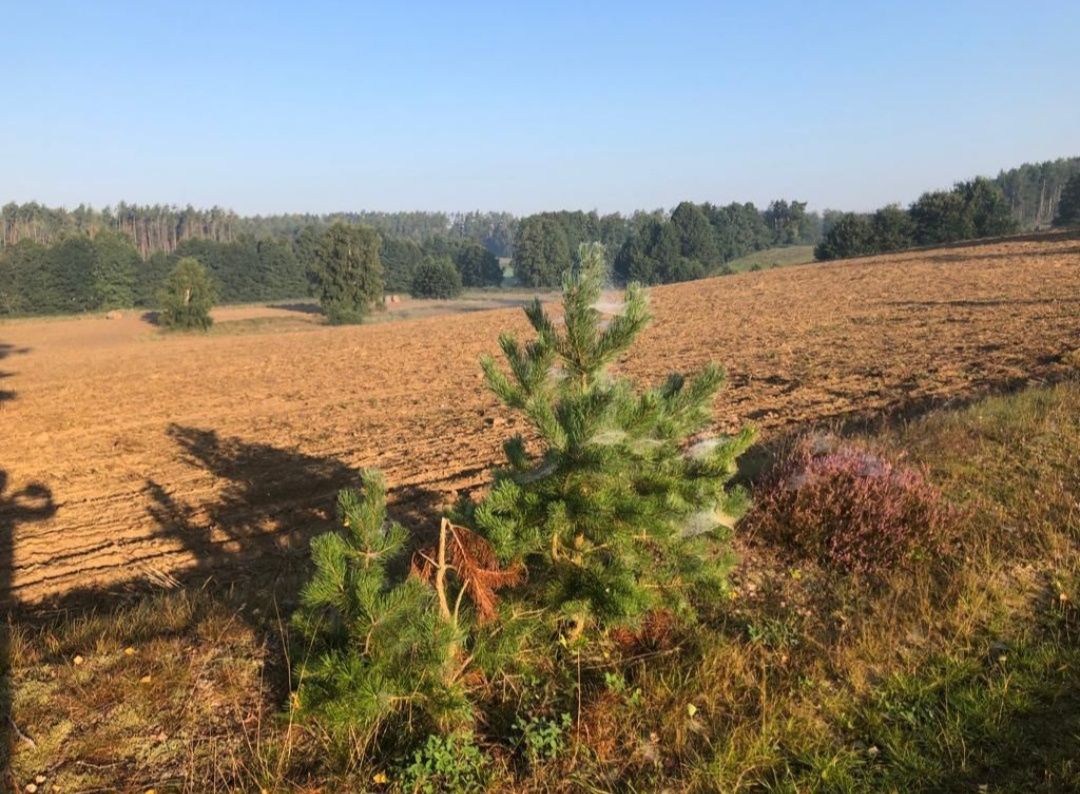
[
  {"xmin": 705, "ymin": 202, "xmax": 772, "ymax": 259},
  {"xmin": 90, "ymin": 231, "xmax": 139, "ymax": 309},
  {"xmin": 671, "ymin": 201, "xmax": 719, "ymax": 265},
  {"xmin": 308, "ymin": 222, "xmax": 384, "ymax": 324},
  {"xmin": 411, "ymin": 256, "xmax": 463, "ymax": 299},
  {"xmin": 512, "ymin": 216, "xmax": 571, "ymax": 287},
  {"xmin": 1052, "ymin": 173, "xmax": 1080, "ymax": 227},
  {"xmin": 465, "ymin": 243, "xmax": 754, "ymax": 636},
  {"xmin": 454, "ymin": 242, "xmax": 503, "ymax": 287},
  {"xmin": 871, "ymin": 204, "xmax": 916, "ymax": 252},
  {"xmin": 814, "ymin": 213, "xmax": 876, "ymax": 260},
  {"xmin": 47, "ymin": 236, "xmax": 97, "ymax": 313},
  {"xmin": 380, "ymin": 237, "xmax": 425, "ymax": 293},
  {"xmin": 613, "ymin": 226, "xmax": 659, "ymax": 285},
  {"xmin": 958, "ymin": 177, "xmax": 1017, "ymax": 238},
  {"xmin": 909, "ymin": 189, "xmax": 973, "ymax": 245},
  {"xmin": 0, "ymin": 240, "xmax": 50, "ymax": 315},
  {"xmin": 135, "ymin": 251, "xmax": 175, "ymax": 308},
  {"xmin": 159, "ymin": 256, "xmax": 216, "ymax": 330}
]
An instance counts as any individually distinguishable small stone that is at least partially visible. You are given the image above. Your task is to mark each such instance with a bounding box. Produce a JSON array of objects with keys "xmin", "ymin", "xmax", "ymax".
[
  {"xmin": 140, "ymin": 674, "xmax": 153, "ymax": 685},
  {"xmin": 124, "ymin": 647, "xmax": 136, "ymax": 656},
  {"xmin": 73, "ymin": 655, "xmax": 84, "ymax": 666}
]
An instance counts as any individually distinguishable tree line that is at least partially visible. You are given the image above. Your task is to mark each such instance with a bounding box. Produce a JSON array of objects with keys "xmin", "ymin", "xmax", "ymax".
[
  {"xmin": 0, "ymin": 203, "xmax": 518, "ymax": 259},
  {"xmin": 2, "ymin": 155, "xmax": 1076, "ymax": 315},
  {"xmin": 510, "ymin": 200, "xmax": 821, "ymax": 288},
  {"xmin": 992, "ymin": 156, "xmax": 1080, "ymax": 229},
  {"xmin": 0, "ymin": 220, "xmax": 509, "ymax": 317},
  {"xmin": 0, "ymin": 233, "xmax": 310, "ymax": 316},
  {"xmin": 813, "ymin": 177, "xmax": 1019, "ymax": 261}
]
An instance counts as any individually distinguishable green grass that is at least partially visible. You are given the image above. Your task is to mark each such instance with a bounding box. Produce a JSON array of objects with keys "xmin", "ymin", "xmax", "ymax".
[
  {"xmin": 6, "ymin": 375, "xmax": 1079, "ymax": 791},
  {"xmin": 721, "ymin": 245, "xmax": 817, "ymax": 273}
]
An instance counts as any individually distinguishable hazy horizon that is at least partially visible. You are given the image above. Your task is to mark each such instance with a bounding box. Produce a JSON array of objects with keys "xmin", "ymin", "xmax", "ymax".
[{"xmin": 3, "ymin": 0, "xmax": 1078, "ymax": 216}]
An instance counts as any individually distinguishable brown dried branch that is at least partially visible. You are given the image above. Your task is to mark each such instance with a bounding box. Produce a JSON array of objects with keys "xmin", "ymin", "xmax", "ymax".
[{"xmin": 411, "ymin": 518, "xmax": 525, "ymax": 623}]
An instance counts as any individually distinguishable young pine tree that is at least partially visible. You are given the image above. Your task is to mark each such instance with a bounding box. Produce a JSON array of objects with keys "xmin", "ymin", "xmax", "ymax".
[
  {"xmin": 159, "ymin": 256, "xmax": 215, "ymax": 330},
  {"xmin": 292, "ymin": 472, "xmax": 471, "ymax": 755},
  {"xmin": 464, "ymin": 242, "xmax": 754, "ymax": 637}
]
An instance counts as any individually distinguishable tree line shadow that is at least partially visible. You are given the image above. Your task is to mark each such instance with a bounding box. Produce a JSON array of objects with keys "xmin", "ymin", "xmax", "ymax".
[{"xmin": 0, "ymin": 343, "xmax": 30, "ymax": 405}]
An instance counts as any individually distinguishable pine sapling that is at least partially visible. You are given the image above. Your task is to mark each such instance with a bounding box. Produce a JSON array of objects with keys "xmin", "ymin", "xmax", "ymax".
[
  {"xmin": 463, "ymin": 242, "xmax": 755, "ymax": 638},
  {"xmin": 292, "ymin": 472, "xmax": 471, "ymax": 754}
]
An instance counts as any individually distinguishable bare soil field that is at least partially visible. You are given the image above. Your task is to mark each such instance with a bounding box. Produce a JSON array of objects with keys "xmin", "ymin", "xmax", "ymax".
[{"xmin": 2, "ymin": 233, "xmax": 1078, "ymax": 605}]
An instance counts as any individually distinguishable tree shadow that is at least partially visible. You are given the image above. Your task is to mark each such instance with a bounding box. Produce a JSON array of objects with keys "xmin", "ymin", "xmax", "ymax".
[
  {"xmin": 0, "ymin": 340, "xmax": 56, "ymax": 783},
  {"xmin": 136, "ymin": 424, "xmax": 450, "ymax": 661},
  {"xmin": 0, "ymin": 345, "xmax": 28, "ymax": 405},
  {"xmin": 270, "ymin": 301, "xmax": 323, "ymax": 316},
  {"xmin": 0, "ymin": 472, "xmax": 55, "ymax": 782},
  {"xmin": 145, "ymin": 424, "xmax": 363, "ymax": 603}
]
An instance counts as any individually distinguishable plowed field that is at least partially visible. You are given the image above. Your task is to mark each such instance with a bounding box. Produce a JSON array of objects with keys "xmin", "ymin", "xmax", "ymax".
[{"xmin": 3, "ymin": 234, "xmax": 1078, "ymax": 604}]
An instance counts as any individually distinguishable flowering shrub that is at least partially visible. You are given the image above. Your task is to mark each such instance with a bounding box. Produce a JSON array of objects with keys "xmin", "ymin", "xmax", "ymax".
[{"xmin": 747, "ymin": 435, "xmax": 954, "ymax": 576}]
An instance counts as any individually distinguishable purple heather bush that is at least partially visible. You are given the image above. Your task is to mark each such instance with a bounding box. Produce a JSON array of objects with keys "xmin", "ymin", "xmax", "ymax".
[{"xmin": 748, "ymin": 435, "xmax": 954, "ymax": 576}]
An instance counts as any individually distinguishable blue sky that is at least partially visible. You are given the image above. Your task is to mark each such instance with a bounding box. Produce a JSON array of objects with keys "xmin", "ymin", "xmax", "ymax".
[{"xmin": 2, "ymin": 1, "xmax": 1077, "ymax": 215}]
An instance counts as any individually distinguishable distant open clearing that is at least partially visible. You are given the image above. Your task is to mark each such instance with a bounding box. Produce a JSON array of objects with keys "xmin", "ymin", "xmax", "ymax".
[{"xmin": 3, "ymin": 233, "xmax": 1078, "ymax": 605}]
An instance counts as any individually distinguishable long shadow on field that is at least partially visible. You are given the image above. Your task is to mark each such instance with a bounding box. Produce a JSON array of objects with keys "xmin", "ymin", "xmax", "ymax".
[
  {"xmin": 0, "ymin": 343, "xmax": 56, "ymax": 784},
  {"xmin": 0, "ymin": 372, "xmax": 13, "ymax": 405},
  {"xmin": 271, "ymin": 301, "xmax": 323, "ymax": 316},
  {"xmin": 146, "ymin": 425, "xmax": 363, "ymax": 595},
  {"xmin": 144, "ymin": 422, "xmax": 450, "ymax": 621},
  {"xmin": 0, "ymin": 472, "xmax": 55, "ymax": 784},
  {"xmin": 134, "ymin": 425, "xmax": 452, "ymax": 717},
  {"xmin": 0, "ymin": 343, "xmax": 29, "ymax": 404}
]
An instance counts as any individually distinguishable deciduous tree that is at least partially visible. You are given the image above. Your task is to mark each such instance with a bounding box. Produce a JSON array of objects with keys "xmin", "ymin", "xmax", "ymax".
[{"xmin": 159, "ymin": 256, "xmax": 215, "ymax": 330}]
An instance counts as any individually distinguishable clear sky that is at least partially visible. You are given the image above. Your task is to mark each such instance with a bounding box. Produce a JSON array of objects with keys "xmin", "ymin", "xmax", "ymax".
[{"xmin": 2, "ymin": 1, "xmax": 1077, "ymax": 216}]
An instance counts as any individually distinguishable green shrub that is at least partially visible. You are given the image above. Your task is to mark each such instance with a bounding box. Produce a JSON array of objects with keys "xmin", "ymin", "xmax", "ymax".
[
  {"xmin": 514, "ymin": 712, "xmax": 572, "ymax": 765},
  {"xmin": 410, "ymin": 256, "xmax": 463, "ymax": 299},
  {"xmin": 400, "ymin": 732, "xmax": 490, "ymax": 793}
]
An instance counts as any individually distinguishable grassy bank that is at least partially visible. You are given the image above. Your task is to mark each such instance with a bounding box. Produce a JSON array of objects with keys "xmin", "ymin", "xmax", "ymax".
[
  {"xmin": 5, "ymin": 377, "xmax": 1079, "ymax": 791},
  {"xmin": 721, "ymin": 245, "xmax": 816, "ymax": 273}
]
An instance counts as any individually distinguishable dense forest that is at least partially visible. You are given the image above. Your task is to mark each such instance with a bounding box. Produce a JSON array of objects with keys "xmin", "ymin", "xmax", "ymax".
[
  {"xmin": 992, "ymin": 157, "xmax": 1080, "ymax": 229},
  {"xmin": 1, "ymin": 156, "xmax": 1076, "ymax": 316}
]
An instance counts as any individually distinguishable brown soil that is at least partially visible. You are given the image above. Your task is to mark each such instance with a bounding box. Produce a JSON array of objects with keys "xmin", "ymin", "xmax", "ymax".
[{"xmin": 2, "ymin": 234, "xmax": 1078, "ymax": 604}]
